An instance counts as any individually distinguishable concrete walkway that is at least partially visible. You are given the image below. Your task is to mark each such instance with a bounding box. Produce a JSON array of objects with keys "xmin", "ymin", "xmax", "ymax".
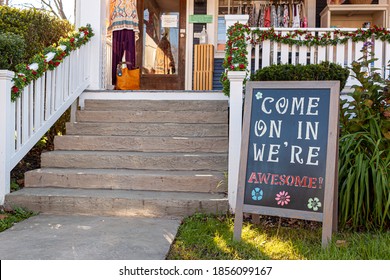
[{"xmin": 0, "ymin": 214, "xmax": 181, "ymax": 260}]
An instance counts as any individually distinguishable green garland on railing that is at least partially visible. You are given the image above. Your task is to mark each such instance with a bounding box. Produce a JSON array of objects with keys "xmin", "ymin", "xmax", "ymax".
[
  {"xmin": 250, "ymin": 26, "xmax": 390, "ymax": 46},
  {"xmin": 11, "ymin": 24, "xmax": 94, "ymax": 102},
  {"xmin": 220, "ymin": 23, "xmax": 251, "ymax": 96},
  {"xmin": 221, "ymin": 23, "xmax": 390, "ymax": 96}
]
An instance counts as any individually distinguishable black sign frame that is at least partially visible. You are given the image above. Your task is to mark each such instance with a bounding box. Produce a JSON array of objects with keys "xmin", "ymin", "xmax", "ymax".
[{"xmin": 233, "ymin": 81, "xmax": 340, "ymax": 247}]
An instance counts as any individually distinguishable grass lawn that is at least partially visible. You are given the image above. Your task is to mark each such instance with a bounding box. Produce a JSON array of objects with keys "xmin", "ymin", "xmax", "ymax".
[{"xmin": 167, "ymin": 213, "xmax": 390, "ymax": 260}]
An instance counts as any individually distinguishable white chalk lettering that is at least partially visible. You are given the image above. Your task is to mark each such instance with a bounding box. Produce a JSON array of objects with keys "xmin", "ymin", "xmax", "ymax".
[
  {"xmin": 261, "ymin": 97, "xmax": 274, "ymax": 114},
  {"xmin": 307, "ymin": 147, "xmax": 320, "ymax": 166},
  {"xmin": 268, "ymin": 144, "xmax": 280, "ymax": 162},
  {"xmin": 275, "ymin": 98, "xmax": 289, "ymax": 114},
  {"xmin": 290, "ymin": 145, "xmax": 304, "ymax": 164},
  {"xmin": 291, "ymin": 97, "xmax": 305, "ymax": 115},
  {"xmin": 307, "ymin": 97, "xmax": 320, "ymax": 115},
  {"xmin": 297, "ymin": 121, "xmax": 319, "ymax": 140},
  {"xmin": 254, "ymin": 120, "xmax": 267, "ymax": 137},
  {"xmin": 253, "ymin": 143, "xmax": 265, "ymax": 161},
  {"xmin": 260, "ymin": 96, "xmax": 321, "ymax": 116}
]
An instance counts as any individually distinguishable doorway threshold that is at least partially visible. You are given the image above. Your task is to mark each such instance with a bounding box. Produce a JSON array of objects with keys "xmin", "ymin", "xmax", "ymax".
[{"xmin": 79, "ymin": 90, "xmax": 229, "ymax": 108}]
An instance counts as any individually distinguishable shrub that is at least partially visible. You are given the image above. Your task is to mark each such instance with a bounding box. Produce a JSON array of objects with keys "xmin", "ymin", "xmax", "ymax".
[
  {"xmin": 0, "ymin": 5, "xmax": 73, "ymax": 69},
  {"xmin": 0, "ymin": 32, "xmax": 25, "ymax": 70},
  {"xmin": 338, "ymin": 42, "xmax": 390, "ymax": 231},
  {"xmin": 250, "ymin": 61, "xmax": 350, "ymax": 91}
]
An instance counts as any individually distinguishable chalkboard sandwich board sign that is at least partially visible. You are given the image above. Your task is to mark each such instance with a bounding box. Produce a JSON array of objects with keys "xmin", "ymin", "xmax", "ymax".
[{"xmin": 233, "ymin": 81, "xmax": 340, "ymax": 248}]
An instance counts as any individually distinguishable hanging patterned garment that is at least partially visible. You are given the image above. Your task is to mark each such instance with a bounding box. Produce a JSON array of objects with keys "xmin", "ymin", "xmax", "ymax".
[
  {"xmin": 264, "ymin": 6, "xmax": 271, "ymax": 28},
  {"xmin": 271, "ymin": 5, "xmax": 278, "ymax": 27},
  {"xmin": 253, "ymin": 2, "xmax": 259, "ymax": 27},
  {"xmin": 257, "ymin": 5, "xmax": 264, "ymax": 27},
  {"xmin": 277, "ymin": 5, "xmax": 283, "ymax": 28},
  {"xmin": 248, "ymin": 3, "xmax": 255, "ymax": 27},
  {"xmin": 283, "ymin": 4, "xmax": 289, "ymax": 28},
  {"xmin": 251, "ymin": 3, "xmax": 258, "ymax": 27},
  {"xmin": 301, "ymin": 3, "xmax": 308, "ymax": 28},
  {"xmin": 108, "ymin": 0, "xmax": 139, "ymax": 40},
  {"xmin": 292, "ymin": 4, "xmax": 300, "ymax": 28}
]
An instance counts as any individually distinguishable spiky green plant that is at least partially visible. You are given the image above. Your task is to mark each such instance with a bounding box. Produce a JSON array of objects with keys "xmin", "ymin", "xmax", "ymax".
[{"xmin": 338, "ymin": 42, "xmax": 390, "ymax": 230}]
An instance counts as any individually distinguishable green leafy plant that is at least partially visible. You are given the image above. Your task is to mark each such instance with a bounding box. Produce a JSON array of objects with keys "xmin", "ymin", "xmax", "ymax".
[
  {"xmin": 0, "ymin": 32, "xmax": 25, "ymax": 70},
  {"xmin": 10, "ymin": 180, "xmax": 21, "ymax": 192},
  {"xmin": 338, "ymin": 42, "xmax": 390, "ymax": 231},
  {"xmin": 250, "ymin": 61, "xmax": 350, "ymax": 91},
  {"xmin": 0, "ymin": 5, "xmax": 73, "ymax": 66}
]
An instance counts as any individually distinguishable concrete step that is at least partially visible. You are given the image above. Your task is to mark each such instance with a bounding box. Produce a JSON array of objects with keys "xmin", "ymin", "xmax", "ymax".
[
  {"xmin": 25, "ymin": 168, "xmax": 227, "ymax": 193},
  {"xmin": 84, "ymin": 100, "xmax": 228, "ymax": 112},
  {"xmin": 54, "ymin": 135, "xmax": 228, "ymax": 153},
  {"xmin": 76, "ymin": 110, "xmax": 227, "ymax": 124},
  {"xmin": 5, "ymin": 188, "xmax": 228, "ymax": 218},
  {"xmin": 66, "ymin": 122, "xmax": 228, "ymax": 137},
  {"xmin": 41, "ymin": 151, "xmax": 228, "ymax": 171}
]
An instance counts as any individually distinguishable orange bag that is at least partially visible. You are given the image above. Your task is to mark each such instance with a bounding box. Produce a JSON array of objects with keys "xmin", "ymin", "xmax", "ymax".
[{"xmin": 116, "ymin": 62, "xmax": 140, "ymax": 90}]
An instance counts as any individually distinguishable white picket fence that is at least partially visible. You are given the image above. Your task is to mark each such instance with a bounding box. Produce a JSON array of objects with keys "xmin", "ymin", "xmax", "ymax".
[
  {"xmin": 247, "ymin": 27, "xmax": 390, "ymax": 87},
  {"xmin": 0, "ymin": 42, "xmax": 91, "ymax": 204}
]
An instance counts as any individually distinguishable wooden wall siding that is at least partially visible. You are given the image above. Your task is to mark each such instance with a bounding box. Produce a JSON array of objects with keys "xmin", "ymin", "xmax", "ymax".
[{"xmin": 316, "ymin": 0, "xmax": 379, "ymax": 27}]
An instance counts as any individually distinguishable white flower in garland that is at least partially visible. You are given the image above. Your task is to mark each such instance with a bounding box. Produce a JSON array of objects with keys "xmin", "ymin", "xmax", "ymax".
[
  {"xmin": 79, "ymin": 32, "xmax": 85, "ymax": 38},
  {"xmin": 28, "ymin": 63, "xmax": 39, "ymax": 71},
  {"xmin": 58, "ymin": 45, "xmax": 67, "ymax": 51},
  {"xmin": 45, "ymin": 52, "xmax": 56, "ymax": 62}
]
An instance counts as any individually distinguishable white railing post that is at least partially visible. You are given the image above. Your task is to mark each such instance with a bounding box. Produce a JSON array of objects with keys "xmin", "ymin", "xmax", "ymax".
[
  {"xmin": 0, "ymin": 71, "xmax": 14, "ymax": 204},
  {"xmin": 227, "ymin": 71, "xmax": 246, "ymax": 213}
]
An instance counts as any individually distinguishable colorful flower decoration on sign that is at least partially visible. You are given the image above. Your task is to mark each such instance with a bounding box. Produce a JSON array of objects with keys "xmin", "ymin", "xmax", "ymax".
[
  {"xmin": 255, "ymin": 92, "xmax": 263, "ymax": 100},
  {"xmin": 307, "ymin": 197, "xmax": 322, "ymax": 211},
  {"xmin": 251, "ymin": 188, "xmax": 264, "ymax": 201},
  {"xmin": 275, "ymin": 191, "xmax": 291, "ymax": 206}
]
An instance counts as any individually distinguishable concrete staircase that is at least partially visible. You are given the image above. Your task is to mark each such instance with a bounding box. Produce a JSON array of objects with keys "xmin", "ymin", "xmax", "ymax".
[{"xmin": 6, "ymin": 98, "xmax": 229, "ymax": 218}]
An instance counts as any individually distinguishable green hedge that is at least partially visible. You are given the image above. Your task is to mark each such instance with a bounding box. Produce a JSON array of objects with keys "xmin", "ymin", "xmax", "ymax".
[
  {"xmin": 0, "ymin": 32, "xmax": 25, "ymax": 70},
  {"xmin": 0, "ymin": 6, "xmax": 73, "ymax": 70},
  {"xmin": 250, "ymin": 61, "xmax": 350, "ymax": 91}
]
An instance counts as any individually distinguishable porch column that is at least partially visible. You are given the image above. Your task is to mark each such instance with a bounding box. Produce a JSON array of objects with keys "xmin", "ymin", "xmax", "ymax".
[
  {"xmin": 0, "ymin": 71, "xmax": 13, "ymax": 205},
  {"xmin": 224, "ymin": 15, "xmax": 248, "ymax": 212},
  {"xmin": 227, "ymin": 71, "xmax": 246, "ymax": 213},
  {"xmin": 75, "ymin": 0, "xmax": 107, "ymax": 89}
]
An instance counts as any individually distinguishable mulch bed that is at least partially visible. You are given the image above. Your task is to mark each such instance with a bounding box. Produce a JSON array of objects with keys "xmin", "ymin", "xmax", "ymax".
[{"xmin": 10, "ymin": 142, "xmax": 54, "ymax": 189}]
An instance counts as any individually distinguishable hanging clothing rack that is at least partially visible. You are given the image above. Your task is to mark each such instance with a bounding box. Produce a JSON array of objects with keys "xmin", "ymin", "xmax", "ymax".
[
  {"xmin": 234, "ymin": 0, "xmax": 304, "ymax": 3},
  {"xmin": 233, "ymin": 0, "xmax": 307, "ymax": 28}
]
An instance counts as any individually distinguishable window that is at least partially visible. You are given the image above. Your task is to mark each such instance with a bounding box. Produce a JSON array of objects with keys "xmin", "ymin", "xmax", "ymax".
[{"xmin": 217, "ymin": 0, "xmax": 240, "ymax": 51}]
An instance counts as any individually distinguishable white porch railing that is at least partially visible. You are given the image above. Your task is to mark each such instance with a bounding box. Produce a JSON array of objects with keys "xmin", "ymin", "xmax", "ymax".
[
  {"xmin": 247, "ymin": 27, "xmax": 390, "ymax": 87},
  {"xmin": 0, "ymin": 42, "xmax": 92, "ymax": 204}
]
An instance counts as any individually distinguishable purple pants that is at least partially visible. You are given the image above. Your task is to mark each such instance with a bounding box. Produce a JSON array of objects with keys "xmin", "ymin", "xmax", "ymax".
[{"xmin": 112, "ymin": 29, "xmax": 136, "ymax": 85}]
